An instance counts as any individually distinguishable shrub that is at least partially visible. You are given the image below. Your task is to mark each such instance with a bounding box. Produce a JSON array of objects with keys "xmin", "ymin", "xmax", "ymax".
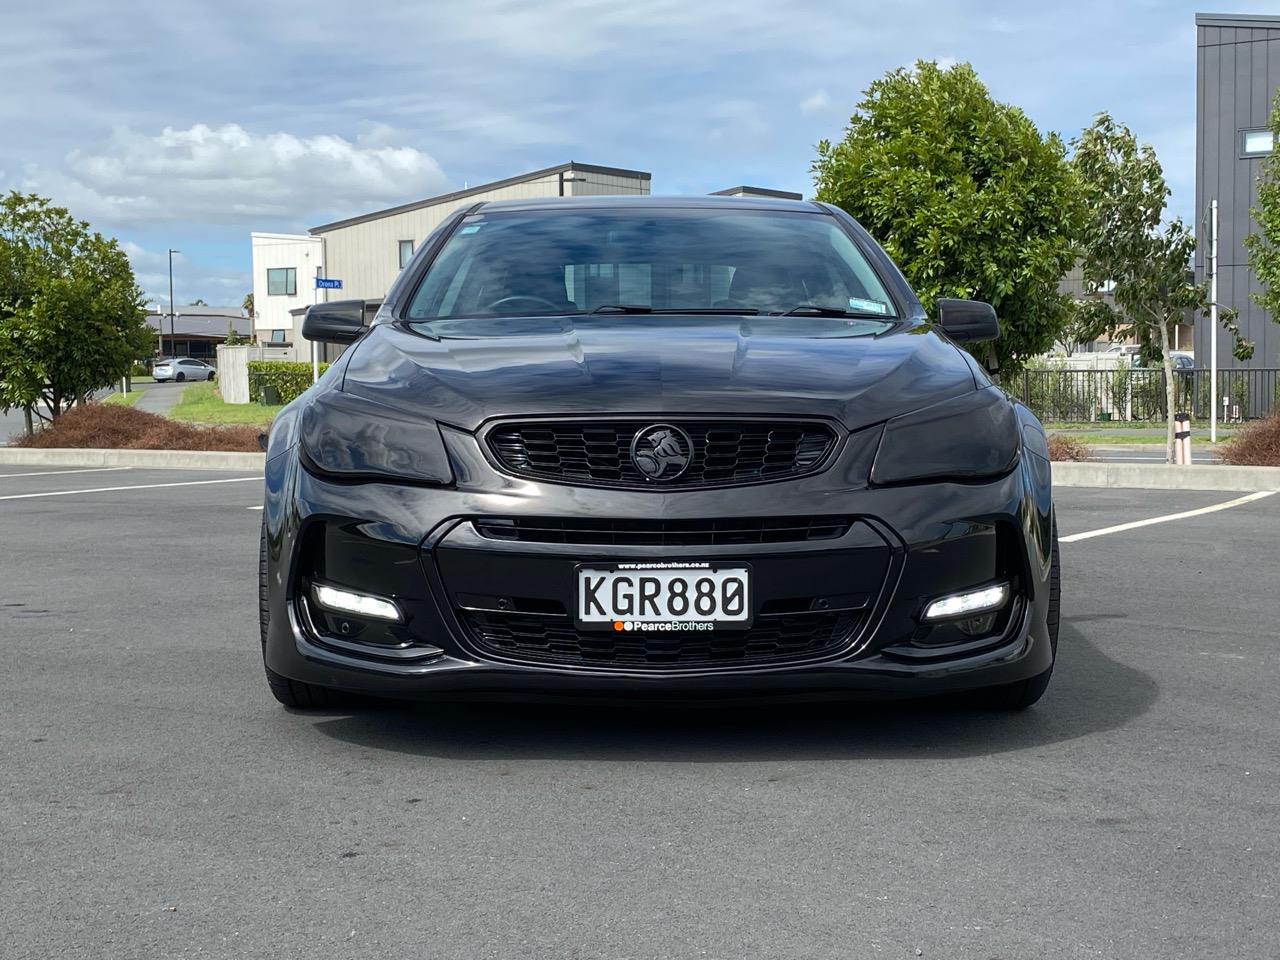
[
  {"xmin": 1020, "ymin": 358, "xmax": 1093, "ymax": 421},
  {"xmin": 1219, "ymin": 412, "xmax": 1280, "ymax": 466},
  {"xmin": 130, "ymin": 362, "xmax": 150, "ymax": 378},
  {"xmin": 10, "ymin": 404, "xmax": 262, "ymax": 452},
  {"xmin": 247, "ymin": 360, "xmax": 327, "ymax": 405},
  {"xmin": 1047, "ymin": 434, "xmax": 1091, "ymax": 461}
]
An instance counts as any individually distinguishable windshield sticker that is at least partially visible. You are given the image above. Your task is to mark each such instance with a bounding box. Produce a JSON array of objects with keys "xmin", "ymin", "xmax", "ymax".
[
  {"xmin": 847, "ymin": 297, "xmax": 890, "ymax": 315},
  {"xmin": 458, "ymin": 223, "xmax": 483, "ymax": 235}
]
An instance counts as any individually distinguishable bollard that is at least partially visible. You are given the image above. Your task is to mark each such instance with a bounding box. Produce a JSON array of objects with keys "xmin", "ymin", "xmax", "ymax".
[{"xmin": 1175, "ymin": 411, "xmax": 1191, "ymax": 465}]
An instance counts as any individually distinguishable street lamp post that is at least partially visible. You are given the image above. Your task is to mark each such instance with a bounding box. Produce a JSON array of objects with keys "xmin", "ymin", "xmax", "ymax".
[{"xmin": 168, "ymin": 249, "xmax": 180, "ymax": 358}]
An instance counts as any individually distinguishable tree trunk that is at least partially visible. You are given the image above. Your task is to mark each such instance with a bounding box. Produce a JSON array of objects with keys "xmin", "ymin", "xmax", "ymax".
[
  {"xmin": 1159, "ymin": 320, "xmax": 1176, "ymax": 463},
  {"xmin": 23, "ymin": 405, "xmax": 33, "ymax": 436}
]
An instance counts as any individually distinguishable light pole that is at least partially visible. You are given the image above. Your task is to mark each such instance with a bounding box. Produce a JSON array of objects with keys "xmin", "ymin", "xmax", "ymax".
[
  {"xmin": 1207, "ymin": 202, "xmax": 1218, "ymax": 444},
  {"xmin": 168, "ymin": 249, "xmax": 180, "ymax": 358}
]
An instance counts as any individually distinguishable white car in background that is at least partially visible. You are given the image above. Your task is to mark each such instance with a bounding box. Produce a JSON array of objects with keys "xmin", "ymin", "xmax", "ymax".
[{"xmin": 153, "ymin": 358, "xmax": 216, "ymax": 382}]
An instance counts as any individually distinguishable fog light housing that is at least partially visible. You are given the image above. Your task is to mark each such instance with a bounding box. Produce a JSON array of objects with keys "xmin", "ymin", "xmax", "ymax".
[
  {"xmin": 312, "ymin": 583, "xmax": 402, "ymax": 623},
  {"xmin": 923, "ymin": 583, "xmax": 1008, "ymax": 621}
]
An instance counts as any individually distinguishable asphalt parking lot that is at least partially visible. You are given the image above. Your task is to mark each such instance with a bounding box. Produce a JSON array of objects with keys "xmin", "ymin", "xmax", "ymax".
[{"xmin": 2, "ymin": 465, "xmax": 1278, "ymax": 959}]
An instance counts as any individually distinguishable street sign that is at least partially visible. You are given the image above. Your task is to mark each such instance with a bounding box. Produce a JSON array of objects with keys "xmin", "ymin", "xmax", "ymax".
[{"xmin": 315, "ymin": 278, "xmax": 343, "ymax": 290}]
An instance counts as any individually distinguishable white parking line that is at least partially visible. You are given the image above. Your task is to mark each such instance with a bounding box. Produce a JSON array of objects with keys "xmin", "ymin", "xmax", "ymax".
[
  {"xmin": 247, "ymin": 505, "xmax": 264, "ymax": 511},
  {"xmin": 0, "ymin": 476, "xmax": 261, "ymax": 502},
  {"xmin": 1061, "ymin": 491, "xmax": 1277, "ymax": 543},
  {"xmin": 0, "ymin": 466, "xmax": 134, "ymax": 479}
]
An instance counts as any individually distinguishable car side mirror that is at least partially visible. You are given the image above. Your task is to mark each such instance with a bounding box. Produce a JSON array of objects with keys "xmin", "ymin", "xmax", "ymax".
[
  {"xmin": 302, "ymin": 300, "xmax": 366, "ymax": 344},
  {"xmin": 936, "ymin": 298, "xmax": 1000, "ymax": 344}
]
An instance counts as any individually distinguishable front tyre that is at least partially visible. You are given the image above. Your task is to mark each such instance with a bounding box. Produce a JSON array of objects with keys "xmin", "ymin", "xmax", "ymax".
[
  {"xmin": 264, "ymin": 664, "xmax": 346, "ymax": 709},
  {"xmin": 969, "ymin": 513, "xmax": 1060, "ymax": 711}
]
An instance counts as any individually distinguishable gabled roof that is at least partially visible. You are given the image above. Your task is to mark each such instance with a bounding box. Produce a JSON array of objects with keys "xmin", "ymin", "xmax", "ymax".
[
  {"xmin": 145, "ymin": 312, "xmax": 251, "ymax": 337},
  {"xmin": 309, "ymin": 161, "xmax": 652, "ymax": 234}
]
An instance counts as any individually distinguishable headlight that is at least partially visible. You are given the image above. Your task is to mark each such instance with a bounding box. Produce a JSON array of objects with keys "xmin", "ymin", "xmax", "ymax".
[
  {"xmin": 871, "ymin": 387, "xmax": 1019, "ymax": 485},
  {"xmin": 299, "ymin": 390, "xmax": 454, "ymax": 485}
]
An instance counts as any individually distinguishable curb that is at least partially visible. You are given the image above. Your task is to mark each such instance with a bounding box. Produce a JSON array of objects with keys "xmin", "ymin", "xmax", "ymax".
[
  {"xmin": 0, "ymin": 448, "xmax": 265, "ymax": 472},
  {"xmin": 1053, "ymin": 460, "xmax": 1280, "ymax": 492}
]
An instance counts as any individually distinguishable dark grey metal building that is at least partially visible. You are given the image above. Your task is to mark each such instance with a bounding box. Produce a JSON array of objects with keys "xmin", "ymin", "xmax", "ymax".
[{"xmin": 1194, "ymin": 12, "xmax": 1280, "ymax": 371}]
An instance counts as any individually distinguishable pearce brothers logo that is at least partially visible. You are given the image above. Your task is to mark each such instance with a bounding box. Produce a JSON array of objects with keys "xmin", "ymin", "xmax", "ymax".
[{"xmin": 630, "ymin": 424, "xmax": 692, "ymax": 481}]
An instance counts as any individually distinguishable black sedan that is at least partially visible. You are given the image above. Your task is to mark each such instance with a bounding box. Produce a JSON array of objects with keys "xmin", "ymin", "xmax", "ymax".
[{"xmin": 259, "ymin": 196, "xmax": 1060, "ymax": 710}]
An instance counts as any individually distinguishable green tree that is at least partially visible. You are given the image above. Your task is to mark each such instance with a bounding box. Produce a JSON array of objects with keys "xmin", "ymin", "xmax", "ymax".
[
  {"xmin": 1243, "ymin": 86, "xmax": 1280, "ymax": 355},
  {"xmin": 191, "ymin": 298, "xmax": 208, "ymax": 306},
  {"xmin": 0, "ymin": 192, "xmax": 150, "ymax": 430},
  {"xmin": 1057, "ymin": 297, "xmax": 1112, "ymax": 356},
  {"xmin": 1072, "ymin": 114, "xmax": 1221, "ymax": 462},
  {"xmin": 224, "ymin": 321, "xmax": 246, "ymax": 346},
  {"xmin": 242, "ymin": 291, "xmax": 255, "ymax": 320},
  {"xmin": 812, "ymin": 61, "xmax": 1084, "ymax": 373}
]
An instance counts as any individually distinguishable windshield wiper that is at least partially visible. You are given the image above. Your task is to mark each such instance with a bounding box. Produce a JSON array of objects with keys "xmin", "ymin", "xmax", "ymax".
[
  {"xmin": 590, "ymin": 305, "xmax": 760, "ymax": 315},
  {"xmin": 778, "ymin": 305, "xmax": 893, "ymax": 320}
]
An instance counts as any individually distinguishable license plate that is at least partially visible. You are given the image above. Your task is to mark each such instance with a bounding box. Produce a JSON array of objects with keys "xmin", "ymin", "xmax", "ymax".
[{"xmin": 575, "ymin": 563, "xmax": 751, "ymax": 630}]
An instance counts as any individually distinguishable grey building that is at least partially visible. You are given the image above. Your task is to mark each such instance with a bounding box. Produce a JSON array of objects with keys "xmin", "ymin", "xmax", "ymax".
[
  {"xmin": 709, "ymin": 186, "xmax": 804, "ymax": 200},
  {"xmin": 1194, "ymin": 12, "xmax": 1280, "ymax": 371},
  {"xmin": 144, "ymin": 305, "xmax": 250, "ymax": 360}
]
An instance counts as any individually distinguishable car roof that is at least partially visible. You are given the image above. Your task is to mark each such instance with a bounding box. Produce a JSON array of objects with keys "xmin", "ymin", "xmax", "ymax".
[{"xmin": 472, "ymin": 194, "xmax": 824, "ymax": 215}]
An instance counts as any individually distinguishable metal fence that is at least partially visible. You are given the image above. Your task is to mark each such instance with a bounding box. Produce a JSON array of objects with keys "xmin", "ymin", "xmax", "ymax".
[{"xmin": 1010, "ymin": 368, "xmax": 1280, "ymax": 423}]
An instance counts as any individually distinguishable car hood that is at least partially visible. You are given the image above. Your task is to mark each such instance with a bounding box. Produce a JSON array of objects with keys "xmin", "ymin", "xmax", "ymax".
[{"xmin": 339, "ymin": 315, "xmax": 978, "ymax": 432}]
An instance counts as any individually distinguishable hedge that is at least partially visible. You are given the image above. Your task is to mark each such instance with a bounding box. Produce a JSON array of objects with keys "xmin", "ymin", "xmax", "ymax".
[{"xmin": 248, "ymin": 360, "xmax": 329, "ymax": 405}]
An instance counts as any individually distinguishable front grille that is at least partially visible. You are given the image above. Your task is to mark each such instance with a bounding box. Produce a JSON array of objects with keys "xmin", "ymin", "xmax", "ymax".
[
  {"xmin": 473, "ymin": 516, "xmax": 853, "ymax": 547},
  {"xmin": 460, "ymin": 608, "xmax": 861, "ymax": 669},
  {"xmin": 486, "ymin": 419, "xmax": 838, "ymax": 488}
]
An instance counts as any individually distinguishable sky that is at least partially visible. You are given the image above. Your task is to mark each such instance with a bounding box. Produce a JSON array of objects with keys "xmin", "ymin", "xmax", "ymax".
[{"xmin": 2, "ymin": 0, "xmax": 1275, "ymax": 308}]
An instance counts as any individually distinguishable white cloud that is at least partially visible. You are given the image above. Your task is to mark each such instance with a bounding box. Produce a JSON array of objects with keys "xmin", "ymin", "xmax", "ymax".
[
  {"xmin": 22, "ymin": 123, "xmax": 449, "ymax": 228},
  {"xmin": 800, "ymin": 90, "xmax": 831, "ymax": 114},
  {"xmin": 935, "ymin": 56, "xmax": 959, "ymax": 70}
]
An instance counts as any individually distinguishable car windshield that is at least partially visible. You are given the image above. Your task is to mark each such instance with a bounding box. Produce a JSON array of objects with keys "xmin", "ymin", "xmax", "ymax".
[{"xmin": 404, "ymin": 208, "xmax": 898, "ymax": 325}]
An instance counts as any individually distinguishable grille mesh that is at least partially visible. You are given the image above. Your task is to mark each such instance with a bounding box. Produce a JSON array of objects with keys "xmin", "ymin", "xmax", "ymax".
[
  {"xmin": 461, "ymin": 609, "xmax": 861, "ymax": 669},
  {"xmin": 487, "ymin": 419, "xmax": 837, "ymax": 488},
  {"xmin": 473, "ymin": 516, "xmax": 853, "ymax": 547}
]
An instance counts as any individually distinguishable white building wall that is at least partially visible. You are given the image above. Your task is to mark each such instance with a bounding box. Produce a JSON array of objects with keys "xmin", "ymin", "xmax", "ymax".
[
  {"xmin": 250, "ymin": 232, "xmax": 324, "ymax": 362},
  {"xmin": 317, "ymin": 169, "xmax": 650, "ymax": 302}
]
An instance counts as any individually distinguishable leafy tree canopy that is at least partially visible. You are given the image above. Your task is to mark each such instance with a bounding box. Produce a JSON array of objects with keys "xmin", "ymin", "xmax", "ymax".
[
  {"xmin": 812, "ymin": 61, "xmax": 1085, "ymax": 373},
  {"xmin": 0, "ymin": 192, "xmax": 150, "ymax": 422}
]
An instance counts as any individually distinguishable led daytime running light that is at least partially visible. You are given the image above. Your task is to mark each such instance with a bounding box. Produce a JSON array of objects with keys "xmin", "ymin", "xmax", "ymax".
[
  {"xmin": 312, "ymin": 583, "xmax": 402, "ymax": 622},
  {"xmin": 923, "ymin": 583, "xmax": 1008, "ymax": 621}
]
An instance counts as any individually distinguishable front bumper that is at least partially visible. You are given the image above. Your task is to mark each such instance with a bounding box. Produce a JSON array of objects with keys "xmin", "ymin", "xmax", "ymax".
[{"xmin": 261, "ymin": 427, "xmax": 1055, "ymax": 701}]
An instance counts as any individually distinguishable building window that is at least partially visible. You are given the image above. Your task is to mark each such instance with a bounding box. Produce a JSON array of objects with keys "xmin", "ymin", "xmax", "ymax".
[
  {"xmin": 1242, "ymin": 128, "xmax": 1274, "ymax": 157},
  {"xmin": 399, "ymin": 240, "xmax": 415, "ymax": 269},
  {"xmin": 266, "ymin": 267, "xmax": 297, "ymax": 296},
  {"xmin": 268, "ymin": 329, "xmax": 289, "ymax": 343}
]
